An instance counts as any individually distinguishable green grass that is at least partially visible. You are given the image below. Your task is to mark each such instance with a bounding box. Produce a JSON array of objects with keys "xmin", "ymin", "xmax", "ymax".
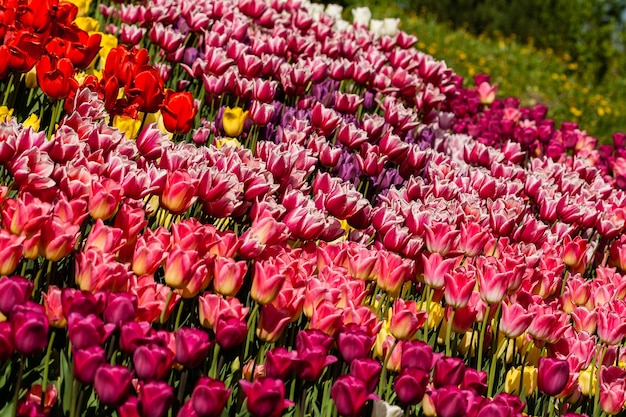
[{"xmin": 351, "ymin": 3, "xmax": 626, "ymax": 143}]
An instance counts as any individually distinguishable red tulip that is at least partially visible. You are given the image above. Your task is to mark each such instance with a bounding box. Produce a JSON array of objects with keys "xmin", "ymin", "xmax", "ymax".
[
  {"xmin": 161, "ymin": 91, "xmax": 197, "ymax": 134},
  {"xmin": 36, "ymin": 55, "xmax": 76, "ymax": 100},
  {"xmin": 127, "ymin": 66, "xmax": 165, "ymax": 113}
]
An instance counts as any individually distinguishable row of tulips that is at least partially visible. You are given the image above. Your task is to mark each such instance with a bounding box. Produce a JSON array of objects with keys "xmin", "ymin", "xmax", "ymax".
[{"xmin": 1, "ymin": 0, "xmax": 626, "ymax": 416}]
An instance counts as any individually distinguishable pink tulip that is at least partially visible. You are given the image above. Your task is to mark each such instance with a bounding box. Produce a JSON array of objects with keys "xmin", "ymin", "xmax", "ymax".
[
  {"xmin": 133, "ymin": 342, "xmax": 173, "ymax": 381},
  {"xmin": 433, "ymin": 357, "xmax": 465, "ymax": 388},
  {"xmin": 500, "ymin": 301, "xmax": 533, "ymax": 339},
  {"xmin": 256, "ymin": 304, "xmax": 291, "ymax": 343},
  {"xmin": 395, "ymin": 367, "xmax": 429, "ymax": 405},
  {"xmin": 390, "ymin": 298, "xmax": 427, "ymax": 340},
  {"xmin": 175, "ymin": 327, "xmax": 212, "ymax": 368},
  {"xmin": 597, "ymin": 307, "xmax": 626, "ymax": 345},
  {"xmin": 444, "ymin": 267, "xmax": 476, "ymax": 308},
  {"xmin": 422, "ymin": 252, "xmax": 458, "ymax": 289},
  {"xmin": 0, "ymin": 275, "xmax": 32, "ymax": 316},
  {"xmin": 73, "ymin": 345, "xmax": 106, "ymax": 384},
  {"xmin": 265, "ymin": 347, "xmax": 297, "ymax": 380}
]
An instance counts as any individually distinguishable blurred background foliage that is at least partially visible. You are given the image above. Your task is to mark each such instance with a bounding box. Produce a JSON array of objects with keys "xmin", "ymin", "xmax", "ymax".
[{"xmin": 325, "ymin": 0, "xmax": 626, "ymax": 143}]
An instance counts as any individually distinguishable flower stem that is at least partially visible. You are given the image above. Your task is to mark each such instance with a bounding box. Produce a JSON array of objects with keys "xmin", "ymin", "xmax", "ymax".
[
  {"xmin": 10, "ymin": 356, "xmax": 24, "ymax": 417},
  {"xmin": 477, "ymin": 304, "xmax": 492, "ymax": 371},
  {"xmin": 593, "ymin": 345, "xmax": 607, "ymax": 417},
  {"xmin": 41, "ymin": 331, "xmax": 56, "ymax": 407},
  {"xmin": 445, "ymin": 309, "xmax": 456, "ymax": 356}
]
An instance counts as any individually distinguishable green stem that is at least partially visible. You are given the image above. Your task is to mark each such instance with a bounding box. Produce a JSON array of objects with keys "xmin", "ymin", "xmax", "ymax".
[
  {"xmin": 593, "ymin": 345, "xmax": 607, "ymax": 417},
  {"xmin": 477, "ymin": 304, "xmax": 492, "ymax": 371},
  {"xmin": 487, "ymin": 336, "xmax": 508, "ymax": 397},
  {"xmin": 209, "ymin": 344, "xmax": 221, "ymax": 379},
  {"xmin": 244, "ymin": 303, "xmax": 260, "ymax": 360},
  {"xmin": 377, "ymin": 340, "xmax": 399, "ymax": 397},
  {"xmin": 10, "ymin": 356, "xmax": 24, "ymax": 417},
  {"xmin": 445, "ymin": 308, "xmax": 456, "ymax": 357},
  {"xmin": 422, "ymin": 285, "xmax": 433, "ymax": 343},
  {"xmin": 41, "ymin": 331, "xmax": 56, "ymax": 407},
  {"xmin": 159, "ymin": 291, "xmax": 174, "ymax": 325}
]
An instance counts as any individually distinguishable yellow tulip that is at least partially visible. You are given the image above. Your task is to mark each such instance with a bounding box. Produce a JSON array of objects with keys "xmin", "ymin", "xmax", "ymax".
[
  {"xmin": 65, "ymin": 0, "xmax": 92, "ymax": 16},
  {"xmin": 222, "ymin": 106, "xmax": 248, "ymax": 137},
  {"xmin": 22, "ymin": 114, "xmax": 40, "ymax": 131},
  {"xmin": 74, "ymin": 17, "xmax": 100, "ymax": 33},
  {"xmin": 420, "ymin": 300, "xmax": 444, "ymax": 329},
  {"xmin": 98, "ymin": 34, "xmax": 119, "ymax": 64},
  {"xmin": 113, "ymin": 115, "xmax": 141, "ymax": 139},
  {"xmin": 0, "ymin": 107, "xmax": 13, "ymax": 123},
  {"xmin": 215, "ymin": 137, "xmax": 242, "ymax": 149},
  {"xmin": 24, "ymin": 68, "xmax": 37, "ymax": 89},
  {"xmin": 504, "ymin": 365, "xmax": 538, "ymax": 396},
  {"xmin": 578, "ymin": 367, "xmax": 597, "ymax": 396}
]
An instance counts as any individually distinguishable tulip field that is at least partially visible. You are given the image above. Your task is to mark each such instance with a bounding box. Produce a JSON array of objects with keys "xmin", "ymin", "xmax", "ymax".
[{"xmin": 2, "ymin": 0, "xmax": 626, "ymax": 416}]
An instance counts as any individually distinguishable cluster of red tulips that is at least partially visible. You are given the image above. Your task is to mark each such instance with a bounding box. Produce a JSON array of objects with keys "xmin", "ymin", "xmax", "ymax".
[{"xmin": 1, "ymin": 0, "xmax": 626, "ymax": 416}]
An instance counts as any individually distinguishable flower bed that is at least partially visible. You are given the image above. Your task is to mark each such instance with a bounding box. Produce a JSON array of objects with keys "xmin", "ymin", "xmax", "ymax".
[{"xmin": 0, "ymin": 0, "xmax": 625, "ymax": 416}]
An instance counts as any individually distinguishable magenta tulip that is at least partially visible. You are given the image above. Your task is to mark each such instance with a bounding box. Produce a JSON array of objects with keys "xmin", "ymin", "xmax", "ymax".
[
  {"xmin": 94, "ymin": 364, "xmax": 132, "ymax": 406},
  {"xmin": 537, "ymin": 357, "xmax": 569, "ymax": 396},
  {"xmin": 331, "ymin": 375, "xmax": 377, "ymax": 417},
  {"xmin": 394, "ymin": 368, "xmax": 429, "ymax": 405},
  {"xmin": 191, "ymin": 377, "xmax": 230, "ymax": 417},
  {"xmin": 239, "ymin": 377, "xmax": 293, "ymax": 417}
]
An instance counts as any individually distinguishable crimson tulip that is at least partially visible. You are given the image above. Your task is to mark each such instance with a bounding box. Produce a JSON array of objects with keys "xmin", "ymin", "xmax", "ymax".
[
  {"xmin": 36, "ymin": 54, "xmax": 76, "ymax": 100},
  {"xmin": 161, "ymin": 91, "xmax": 197, "ymax": 134}
]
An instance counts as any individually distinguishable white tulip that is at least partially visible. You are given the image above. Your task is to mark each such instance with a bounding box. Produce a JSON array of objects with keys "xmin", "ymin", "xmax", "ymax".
[{"xmin": 351, "ymin": 6, "xmax": 372, "ymax": 27}]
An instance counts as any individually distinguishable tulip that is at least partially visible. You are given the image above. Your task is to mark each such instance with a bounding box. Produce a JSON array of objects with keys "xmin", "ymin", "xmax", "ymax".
[
  {"xmin": 160, "ymin": 170, "xmax": 198, "ymax": 215},
  {"xmin": 503, "ymin": 366, "xmax": 537, "ymax": 396},
  {"xmin": 103, "ymin": 292, "xmax": 137, "ymax": 327},
  {"xmin": 394, "ymin": 368, "xmax": 429, "ymax": 405},
  {"xmin": 596, "ymin": 308, "xmax": 626, "ymax": 345},
  {"xmin": 175, "ymin": 327, "xmax": 212, "ymax": 368},
  {"xmin": 94, "ymin": 364, "xmax": 132, "ymax": 407},
  {"xmin": 239, "ymin": 377, "xmax": 293, "ymax": 417},
  {"xmin": 251, "ymin": 260, "xmax": 286, "ymax": 305},
  {"xmin": 401, "ymin": 340, "xmax": 435, "ymax": 371},
  {"xmin": 36, "ymin": 55, "xmax": 77, "ymax": 100},
  {"xmin": 68, "ymin": 313, "xmax": 114, "ymax": 350},
  {"xmin": 337, "ymin": 326, "xmax": 375, "ymax": 364},
  {"xmin": 212, "ymin": 256, "xmax": 247, "ymax": 297},
  {"xmin": 265, "ymin": 347, "xmax": 297, "ymax": 380},
  {"xmin": 294, "ymin": 346, "xmax": 337, "ymax": 381},
  {"xmin": 537, "ymin": 357, "xmax": 570, "ymax": 396},
  {"xmin": 133, "ymin": 342, "xmax": 174, "ymax": 381},
  {"xmin": 433, "ymin": 357, "xmax": 466, "ymax": 388},
  {"xmin": 0, "ymin": 231, "xmax": 24, "ymax": 275},
  {"xmin": 215, "ymin": 315, "xmax": 247, "ymax": 350},
  {"xmin": 139, "ymin": 381, "xmax": 174, "ymax": 417},
  {"xmin": 0, "ymin": 276, "xmax": 32, "ymax": 316},
  {"xmin": 600, "ymin": 380, "xmax": 626, "ymax": 415},
  {"xmin": 331, "ymin": 375, "xmax": 378, "ymax": 417},
  {"xmin": 499, "ymin": 301, "xmax": 533, "ymax": 339},
  {"xmin": 221, "ymin": 106, "xmax": 248, "ymax": 137},
  {"xmin": 256, "ymin": 304, "xmax": 291, "ymax": 343},
  {"xmin": 389, "ymin": 299, "xmax": 427, "ymax": 340},
  {"xmin": 0, "ymin": 322, "xmax": 14, "ymax": 361},
  {"xmin": 422, "ymin": 252, "xmax": 458, "ymax": 289},
  {"xmin": 432, "ymin": 386, "xmax": 470, "ymax": 417},
  {"xmin": 11, "ymin": 302, "xmax": 49, "ymax": 355},
  {"xmin": 191, "ymin": 377, "xmax": 230, "ymax": 417},
  {"xmin": 161, "ymin": 90, "xmax": 197, "ymax": 134},
  {"xmin": 73, "ymin": 345, "xmax": 106, "ymax": 384}
]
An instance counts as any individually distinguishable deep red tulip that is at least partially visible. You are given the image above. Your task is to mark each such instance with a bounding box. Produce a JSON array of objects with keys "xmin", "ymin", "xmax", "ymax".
[
  {"xmin": 265, "ymin": 347, "xmax": 297, "ymax": 380},
  {"xmin": 161, "ymin": 91, "xmax": 196, "ymax": 134},
  {"xmin": 191, "ymin": 377, "xmax": 230, "ymax": 417},
  {"xmin": 11, "ymin": 301, "xmax": 49, "ymax": 355},
  {"xmin": 537, "ymin": 357, "xmax": 569, "ymax": 396},
  {"xmin": 394, "ymin": 368, "xmax": 429, "ymax": 405},
  {"xmin": 433, "ymin": 357, "xmax": 466, "ymax": 389},
  {"xmin": 331, "ymin": 375, "xmax": 377, "ymax": 417},
  {"xmin": 239, "ymin": 377, "xmax": 293, "ymax": 417},
  {"xmin": 127, "ymin": 66, "xmax": 165, "ymax": 113},
  {"xmin": 94, "ymin": 364, "xmax": 132, "ymax": 407},
  {"xmin": 73, "ymin": 345, "xmax": 106, "ymax": 384},
  {"xmin": 175, "ymin": 327, "xmax": 212, "ymax": 368},
  {"xmin": 138, "ymin": 381, "xmax": 174, "ymax": 417},
  {"xmin": 133, "ymin": 343, "xmax": 174, "ymax": 380},
  {"xmin": 36, "ymin": 55, "xmax": 77, "ymax": 100},
  {"xmin": 0, "ymin": 276, "xmax": 32, "ymax": 316}
]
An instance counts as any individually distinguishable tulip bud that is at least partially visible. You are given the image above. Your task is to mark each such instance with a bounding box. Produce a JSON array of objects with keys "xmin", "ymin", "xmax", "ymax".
[
  {"xmin": 239, "ymin": 377, "xmax": 293, "ymax": 417},
  {"xmin": 175, "ymin": 327, "xmax": 212, "ymax": 368},
  {"xmin": 331, "ymin": 375, "xmax": 377, "ymax": 417},
  {"xmin": 394, "ymin": 367, "xmax": 429, "ymax": 405},
  {"xmin": 139, "ymin": 381, "xmax": 174, "ymax": 417},
  {"xmin": 73, "ymin": 345, "xmax": 106, "ymax": 384}
]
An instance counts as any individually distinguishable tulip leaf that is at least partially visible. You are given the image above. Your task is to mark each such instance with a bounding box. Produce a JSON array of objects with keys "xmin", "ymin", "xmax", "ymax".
[{"xmin": 60, "ymin": 350, "xmax": 72, "ymax": 416}]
